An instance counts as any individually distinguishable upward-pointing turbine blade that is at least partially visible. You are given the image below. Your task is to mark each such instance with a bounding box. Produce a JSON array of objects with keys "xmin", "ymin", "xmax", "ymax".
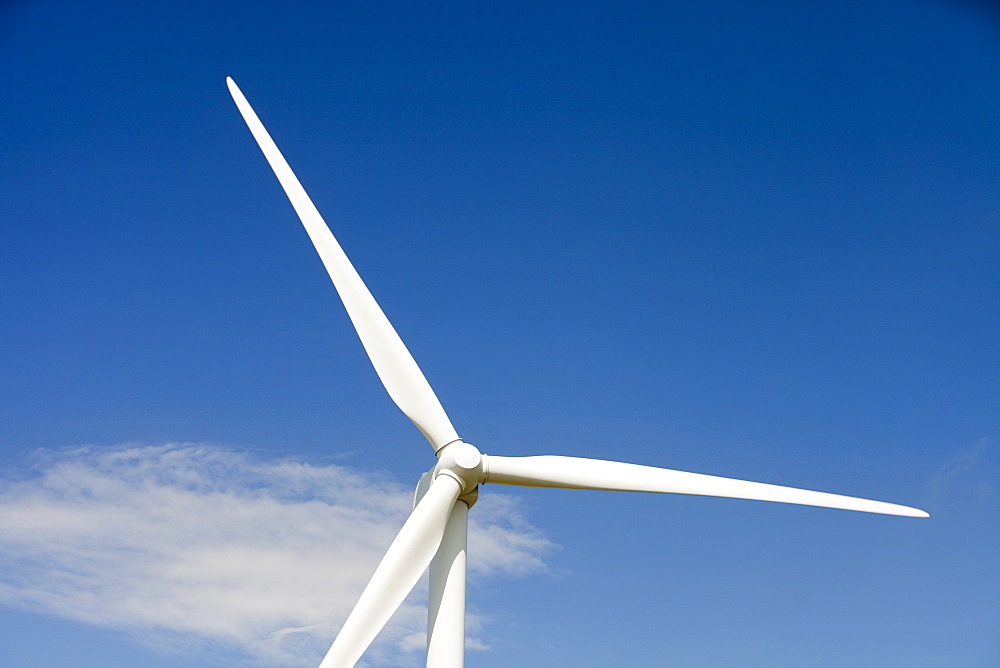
[
  {"xmin": 320, "ymin": 474, "xmax": 464, "ymax": 668},
  {"xmin": 227, "ymin": 77, "xmax": 460, "ymax": 451},
  {"xmin": 483, "ymin": 455, "xmax": 929, "ymax": 517}
]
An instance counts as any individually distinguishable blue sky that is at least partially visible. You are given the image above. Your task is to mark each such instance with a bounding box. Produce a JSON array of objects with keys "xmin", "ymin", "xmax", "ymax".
[{"xmin": 2, "ymin": 1, "xmax": 998, "ymax": 666}]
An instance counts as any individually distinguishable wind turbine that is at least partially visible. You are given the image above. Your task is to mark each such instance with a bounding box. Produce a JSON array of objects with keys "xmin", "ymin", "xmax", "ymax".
[{"xmin": 226, "ymin": 77, "xmax": 928, "ymax": 668}]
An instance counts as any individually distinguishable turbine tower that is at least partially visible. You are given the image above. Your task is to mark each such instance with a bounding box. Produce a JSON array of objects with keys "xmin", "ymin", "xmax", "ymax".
[{"xmin": 226, "ymin": 77, "xmax": 928, "ymax": 668}]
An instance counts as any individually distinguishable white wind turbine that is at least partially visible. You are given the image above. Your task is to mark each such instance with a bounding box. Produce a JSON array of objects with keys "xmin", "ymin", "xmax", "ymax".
[{"xmin": 226, "ymin": 77, "xmax": 928, "ymax": 668}]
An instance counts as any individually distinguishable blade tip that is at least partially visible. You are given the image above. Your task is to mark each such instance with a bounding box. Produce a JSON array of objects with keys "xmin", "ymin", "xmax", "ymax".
[
  {"xmin": 894, "ymin": 506, "xmax": 929, "ymax": 518},
  {"xmin": 226, "ymin": 77, "xmax": 252, "ymax": 112}
]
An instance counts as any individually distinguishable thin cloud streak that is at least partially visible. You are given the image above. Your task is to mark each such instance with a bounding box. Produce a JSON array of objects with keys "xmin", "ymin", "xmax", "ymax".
[
  {"xmin": 0, "ymin": 444, "xmax": 552, "ymax": 666},
  {"xmin": 926, "ymin": 438, "xmax": 993, "ymax": 514}
]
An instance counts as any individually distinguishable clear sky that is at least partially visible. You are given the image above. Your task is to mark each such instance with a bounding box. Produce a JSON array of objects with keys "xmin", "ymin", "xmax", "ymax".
[{"xmin": 2, "ymin": 1, "xmax": 998, "ymax": 666}]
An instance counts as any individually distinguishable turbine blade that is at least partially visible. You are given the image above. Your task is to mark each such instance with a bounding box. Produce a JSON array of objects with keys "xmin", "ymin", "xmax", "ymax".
[
  {"xmin": 483, "ymin": 455, "xmax": 929, "ymax": 517},
  {"xmin": 319, "ymin": 474, "xmax": 464, "ymax": 668},
  {"xmin": 227, "ymin": 77, "xmax": 460, "ymax": 451}
]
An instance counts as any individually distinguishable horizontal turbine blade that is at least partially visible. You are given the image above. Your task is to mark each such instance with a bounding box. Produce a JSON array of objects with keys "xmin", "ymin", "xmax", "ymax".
[
  {"xmin": 227, "ymin": 77, "xmax": 460, "ymax": 451},
  {"xmin": 483, "ymin": 455, "xmax": 928, "ymax": 517},
  {"xmin": 319, "ymin": 474, "xmax": 464, "ymax": 668}
]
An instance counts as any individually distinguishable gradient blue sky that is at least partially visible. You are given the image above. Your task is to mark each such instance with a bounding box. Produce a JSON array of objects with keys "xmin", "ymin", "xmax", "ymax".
[{"xmin": 2, "ymin": 1, "xmax": 998, "ymax": 666}]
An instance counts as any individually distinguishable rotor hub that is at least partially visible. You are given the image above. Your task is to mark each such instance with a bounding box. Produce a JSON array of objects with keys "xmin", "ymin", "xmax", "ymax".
[{"xmin": 433, "ymin": 441, "xmax": 483, "ymax": 494}]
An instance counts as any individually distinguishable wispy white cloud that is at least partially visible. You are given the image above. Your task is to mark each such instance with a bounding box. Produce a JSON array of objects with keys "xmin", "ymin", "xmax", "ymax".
[
  {"xmin": 0, "ymin": 444, "xmax": 552, "ymax": 666},
  {"xmin": 926, "ymin": 437, "xmax": 993, "ymax": 513}
]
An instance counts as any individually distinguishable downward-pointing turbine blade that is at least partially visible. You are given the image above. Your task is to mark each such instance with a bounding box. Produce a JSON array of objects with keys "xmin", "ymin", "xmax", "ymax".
[
  {"xmin": 319, "ymin": 474, "xmax": 464, "ymax": 668},
  {"xmin": 226, "ymin": 77, "xmax": 460, "ymax": 451},
  {"xmin": 484, "ymin": 455, "xmax": 929, "ymax": 517}
]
